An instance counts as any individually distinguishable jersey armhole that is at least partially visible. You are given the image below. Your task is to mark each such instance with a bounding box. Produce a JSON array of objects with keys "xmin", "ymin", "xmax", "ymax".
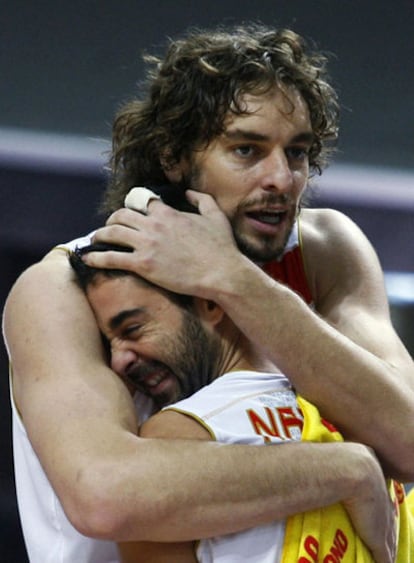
[{"xmin": 164, "ymin": 407, "xmax": 218, "ymax": 441}]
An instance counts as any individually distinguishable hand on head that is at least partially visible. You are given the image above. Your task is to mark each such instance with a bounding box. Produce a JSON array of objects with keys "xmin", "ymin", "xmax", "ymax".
[{"xmin": 84, "ymin": 189, "xmax": 239, "ymax": 298}]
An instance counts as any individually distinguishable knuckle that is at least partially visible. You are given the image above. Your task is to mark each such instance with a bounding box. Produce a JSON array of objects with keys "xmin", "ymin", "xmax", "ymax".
[
  {"xmin": 107, "ymin": 224, "xmax": 125, "ymax": 238},
  {"xmin": 107, "ymin": 208, "xmax": 126, "ymax": 223}
]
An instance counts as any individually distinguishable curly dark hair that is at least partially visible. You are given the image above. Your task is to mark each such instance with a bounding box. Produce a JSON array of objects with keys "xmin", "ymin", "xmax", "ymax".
[{"xmin": 102, "ymin": 22, "xmax": 339, "ymax": 213}]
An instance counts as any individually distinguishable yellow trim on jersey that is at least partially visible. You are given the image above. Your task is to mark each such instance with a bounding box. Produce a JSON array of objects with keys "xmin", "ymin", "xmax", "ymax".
[{"xmin": 165, "ymin": 407, "xmax": 218, "ymax": 441}]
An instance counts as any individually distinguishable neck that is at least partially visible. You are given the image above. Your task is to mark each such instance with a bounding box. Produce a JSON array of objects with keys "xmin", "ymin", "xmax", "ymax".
[{"xmin": 215, "ymin": 324, "xmax": 279, "ymax": 377}]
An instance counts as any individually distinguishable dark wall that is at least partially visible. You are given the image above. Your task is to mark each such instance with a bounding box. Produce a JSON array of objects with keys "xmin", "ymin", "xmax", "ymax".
[{"xmin": 2, "ymin": 0, "xmax": 414, "ymax": 170}]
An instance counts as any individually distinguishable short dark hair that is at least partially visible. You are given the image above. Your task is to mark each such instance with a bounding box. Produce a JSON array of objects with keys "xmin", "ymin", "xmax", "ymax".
[
  {"xmin": 69, "ymin": 243, "xmax": 133, "ymax": 290},
  {"xmin": 102, "ymin": 22, "xmax": 339, "ymax": 213},
  {"xmin": 69, "ymin": 242, "xmax": 194, "ymax": 310}
]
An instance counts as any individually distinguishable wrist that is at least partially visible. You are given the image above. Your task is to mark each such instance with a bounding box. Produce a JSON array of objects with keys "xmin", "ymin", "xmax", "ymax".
[
  {"xmin": 342, "ymin": 442, "xmax": 383, "ymax": 498},
  {"xmin": 208, "ymin": 253, "xmax": 267, "ymax": 306}
]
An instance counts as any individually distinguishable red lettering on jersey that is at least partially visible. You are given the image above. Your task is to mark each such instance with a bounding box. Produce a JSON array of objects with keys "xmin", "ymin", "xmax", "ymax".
[
  {"xmin": 334, "ymin": 529, "xmax": 348, "ymax": 552},
  {"xmin": 302, "ymin": 534, "xmax": 319, "ymax": 561},
  {"xmin": 327, "ymin": 529, "xmax": 348, "ymax": 561},
  {"xmin": 277, "ymin": 406, "xmax": 304, "ymax": 438},
  {"xmin": 247, "ymin": 406, "xmax": 303, "ymax": 441},
  {"xmin": 323, "ymin": 529, "xmax": 348, "ymax": 562},
  {"xmin": 321, "ymin": 418, "xmax": 338, "ymax": 433},
  {"xmin": 394, "ymin": 481, "xmax": 405, "ymax": 505},
  {"xmin": 246, "ymin": 407, "xmax": 281, "ymax": 442}
]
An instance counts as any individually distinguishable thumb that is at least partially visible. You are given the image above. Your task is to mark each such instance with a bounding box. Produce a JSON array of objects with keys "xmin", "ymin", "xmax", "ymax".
[{"xmin": 186, "ymin": 190, "xmax": 222, "ymax": 216}]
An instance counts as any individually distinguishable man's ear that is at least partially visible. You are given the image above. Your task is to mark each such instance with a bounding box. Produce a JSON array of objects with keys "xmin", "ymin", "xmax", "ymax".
[
  {"xmin": 163, "ymin": 164, "xmax": 182, "ymax": 184},
  {"xmin": 193, "ymin": 298, "xmax": 225, "ymax": 327},
  {"xmin": 160, "ymin": 154, "xmax": 188, "ymax": 184}
]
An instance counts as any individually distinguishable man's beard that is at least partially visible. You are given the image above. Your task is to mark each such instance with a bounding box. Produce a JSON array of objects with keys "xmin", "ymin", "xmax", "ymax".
[
  {"xmin": 230, "ymin": 205, "xmax": 295, "ymax": 263},
  {"xmin": 181, "ymin": 165, "xmax": 298, "ymax": 264},
  {"xmin": 172, "ymin": 308, "xmax": 223, "ymax": 403},
  {"xmin": 125, "ymin": 309, "xmax": 222, "ymax": 408}
]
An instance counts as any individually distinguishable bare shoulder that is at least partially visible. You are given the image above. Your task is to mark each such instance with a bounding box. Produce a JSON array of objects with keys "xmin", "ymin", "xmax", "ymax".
[
  {"xmin": 3, "ymin": 247, "xmax": 110, "ymax": 412},
  {"xmin": 299, "ymin": 207, "xmax": 370, "ymax": 253},
  {"xmin": 4, "ymin": 249, "xmax": 71, "ymax": 353},
  {"xmin": 4, "ymin": 247, "xmax": 92, "ymax": 352},
  {"xmin": 5, "ymin": 247, "xmax": 73, "ymax": 310},
  {"xmin": 298, "ymin": 208, "xmax": 386, "ymax": 309},
  {"xmin": 140, "ymin": 410, "xmax": 212, "ymax": 441}
]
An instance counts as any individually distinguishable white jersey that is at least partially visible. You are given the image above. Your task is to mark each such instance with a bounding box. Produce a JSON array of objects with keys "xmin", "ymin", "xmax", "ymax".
[
  {"xmin": 11, "ymin": 373, "xmax": 153, "ymax": 563},
  {"xmin": 11, "ymin": 377, "xmax": 117, "ymax": 562},
  {"xmin": 10, "ymin": 234, "xmax": 154, "ymax": 563},
  {"xmin": 165, "ymin": 370, "xmax": 304, "ymax": 563}
]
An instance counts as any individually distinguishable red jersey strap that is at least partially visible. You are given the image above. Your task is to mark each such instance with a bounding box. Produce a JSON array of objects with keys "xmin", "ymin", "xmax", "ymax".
[{"xmin": 262, "ymin": 221, "xmax": 313, "ymax": 305}]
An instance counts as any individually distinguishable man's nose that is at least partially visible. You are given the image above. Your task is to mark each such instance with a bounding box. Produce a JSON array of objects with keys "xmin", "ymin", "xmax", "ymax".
[
  {"xmin": 110, "ymin": 345, "xmax": 138, "ymax": 376},
  {"xmin": 260, "ymin": 150, "xmax": 293, "ymax": 194}
]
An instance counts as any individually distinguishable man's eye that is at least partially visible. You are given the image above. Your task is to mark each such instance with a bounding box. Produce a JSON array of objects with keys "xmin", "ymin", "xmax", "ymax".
[
  {"xmin": 122, "ymin": 325, "xmax": 141, "ymax": 338},
  {"xmin": 235, "ymin": 145, "xmax": 255, "ymax": 157},
  {"xmin": 286, "ymin": 146, "xmax": 309, "ymax": 161}
]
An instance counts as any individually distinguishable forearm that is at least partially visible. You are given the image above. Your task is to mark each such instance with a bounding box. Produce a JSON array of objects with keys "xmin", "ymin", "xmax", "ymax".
[
  {"xmin": 211, "ymin": 257, "xmax": 414, "ymax": 478},
  {"xmin": 83, "ymin": 199, "xmax": 414, "ymax": 476},
  {"xmin": 83, "ymin": 438, "xmax": 379, "ymax": 543},
  {"xmin": 2, "ymin": 254, "xmax": 371, "ymax": 544}
]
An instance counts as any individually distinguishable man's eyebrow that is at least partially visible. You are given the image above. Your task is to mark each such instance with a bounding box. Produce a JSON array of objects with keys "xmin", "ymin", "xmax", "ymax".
[
  {"xmin": 290, "ymin": 131, "xmax": 315, "ymax": 145},
  {"xmin": 109, "ymin": 308, "xmax": 146, "ymax": 331},
  {"xmin": 223, "ymin": 128, "xmax": 315, "ymax": 144},
  {"xmin": 223, "ymin": 129, "xmax": 270, "ymax": 142}
]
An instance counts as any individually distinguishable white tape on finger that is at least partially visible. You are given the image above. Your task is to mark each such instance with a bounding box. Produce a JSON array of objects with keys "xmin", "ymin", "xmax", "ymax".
[{"xmin": 124, "ymin": 187, "xmax": 161, "ymax": 214}]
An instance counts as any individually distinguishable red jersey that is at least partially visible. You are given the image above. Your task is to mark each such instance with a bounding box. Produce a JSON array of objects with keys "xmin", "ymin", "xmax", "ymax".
[{"xmin": 262, "ymin": 220, "xmax": 313, "ymax": 305}]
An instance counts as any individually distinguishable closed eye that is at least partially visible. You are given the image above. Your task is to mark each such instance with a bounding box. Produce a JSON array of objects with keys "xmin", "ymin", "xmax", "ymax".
[
  {"xmin": 109, "ymin": 307, "xmax": 146, "ymax": 333},
  {"xmin": 121, "ymin": 324, "xmax": 142, "ymax": 339}
]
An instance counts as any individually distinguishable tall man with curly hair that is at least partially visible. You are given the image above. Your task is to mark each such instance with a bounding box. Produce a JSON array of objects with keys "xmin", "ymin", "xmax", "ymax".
[
  {"xmin": 3, "ymin": 23, "xmax": 414, "ymax": 562},
  {"xmin": 103, "ymin": 25, "xmax": 337, "ymax": 213}
]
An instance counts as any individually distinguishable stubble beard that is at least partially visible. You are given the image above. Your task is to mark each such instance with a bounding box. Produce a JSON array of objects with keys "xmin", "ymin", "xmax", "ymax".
[
  {"xmin": 156, "ymin": 309, "xmax": 223, "ymax": 407},
  {"xmin": 182, "ymin": 164, "xmax": 297, "ymax": 264},
  {"xmin": 230, "ymin": 212, "xmax": 295, "ymax": 263}
]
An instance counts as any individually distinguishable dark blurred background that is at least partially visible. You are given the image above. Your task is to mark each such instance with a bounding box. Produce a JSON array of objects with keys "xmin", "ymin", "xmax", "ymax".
[{"xmin": 1, "ymin": 1, "xmax": 413, "ymax": 561}]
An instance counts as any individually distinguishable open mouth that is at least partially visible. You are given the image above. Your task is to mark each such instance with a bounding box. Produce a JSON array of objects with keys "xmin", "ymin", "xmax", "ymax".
[
  {"xmin": 126, "ymin": 362, "xmax": 174, "ymax": 396},
  {"xmin": 139, "ymin": 370, "xmax": 169, "ymax": 390},
  {"xmin": 246, "ymin": 210, "xmax": 287, "ymax": 226}
]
